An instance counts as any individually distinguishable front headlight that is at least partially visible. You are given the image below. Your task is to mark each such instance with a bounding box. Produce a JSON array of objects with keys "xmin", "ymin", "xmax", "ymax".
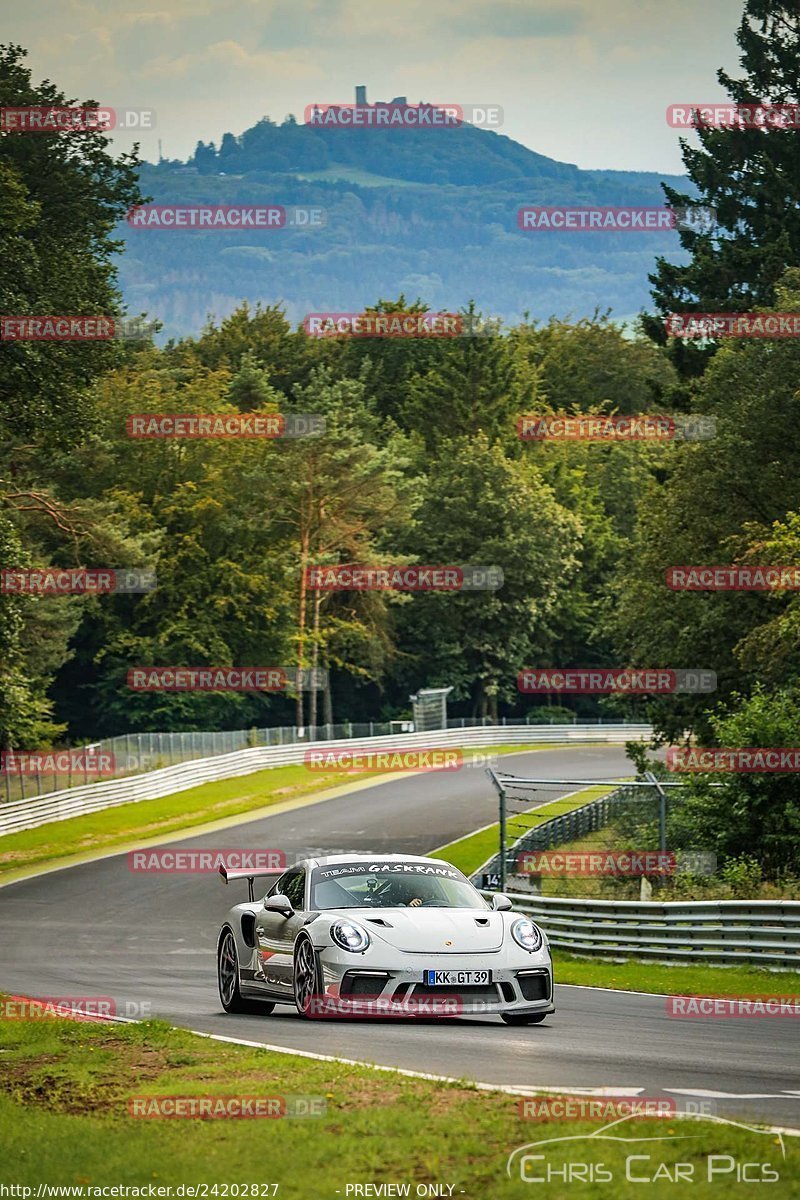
[
  {"xmin": 511, "ymin": 917, "xmax": 543, "ymax": 953},
  {"xmin": 330, "ymin": 920, "xmax": 371, "ymax": 953}
]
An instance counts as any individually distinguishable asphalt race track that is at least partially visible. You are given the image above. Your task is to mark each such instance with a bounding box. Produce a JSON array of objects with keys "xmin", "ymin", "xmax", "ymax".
[{"xmin": 1, "ymin": 746, "xmax": 798, "ymax": 1127}]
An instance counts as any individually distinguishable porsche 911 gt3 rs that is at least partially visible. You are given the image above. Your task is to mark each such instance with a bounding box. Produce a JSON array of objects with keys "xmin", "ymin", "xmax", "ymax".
[{"xmin": 216, "ymin": 853, "xmax": 554, "ymax": 1024}]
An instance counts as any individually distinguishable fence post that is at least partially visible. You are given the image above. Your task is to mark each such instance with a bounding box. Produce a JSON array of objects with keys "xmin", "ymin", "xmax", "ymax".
[
  {"xmin": 499, "ymin": 783, "xmax": 507, "ymax": 892},
  {"xmin": 645, "ymin": 770, "xmax": 668, "ymax": 856},
  {"xmin": 485, "ymin": 768, "xmax": 508, "ymax": 893},
  {"xmin": 638, "ymin": 771, "xmax": 668, "ymax": 892}
]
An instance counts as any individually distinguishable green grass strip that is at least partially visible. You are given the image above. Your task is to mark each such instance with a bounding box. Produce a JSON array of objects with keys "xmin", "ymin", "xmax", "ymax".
[{"xmin": 552, "ymin": 950, "xmax": 800, "ymax": 997}]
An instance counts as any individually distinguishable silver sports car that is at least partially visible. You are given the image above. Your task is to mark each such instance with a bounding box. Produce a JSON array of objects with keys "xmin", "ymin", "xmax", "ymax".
[{"xmin": 216, "ymin": 853, "xmax": 554, "ymax": 1024}]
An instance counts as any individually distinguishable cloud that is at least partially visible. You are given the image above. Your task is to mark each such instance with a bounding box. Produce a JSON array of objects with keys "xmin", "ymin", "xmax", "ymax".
[
  {"xmin": 140, "ymin": 40, "xmax": 319, "ymax": 83},
  {"xmin": 454, "ymin": 1, "xmax": 586, "ymax": 40}
]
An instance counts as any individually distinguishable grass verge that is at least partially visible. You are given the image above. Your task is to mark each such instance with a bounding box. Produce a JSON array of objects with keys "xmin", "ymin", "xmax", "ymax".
[
  {"xmin": 0, "ymin": 1011, "xmax": 795, "ymax": 1197},
  {"xmin": 552, "ymin": 951, "xmax": 800, "ymax": 996},
  {"xmin": 0, "ymin": 742, "xmax": 569, "ymax": 882}
]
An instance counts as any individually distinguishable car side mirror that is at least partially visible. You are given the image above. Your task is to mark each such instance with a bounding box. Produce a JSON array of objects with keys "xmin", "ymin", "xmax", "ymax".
[
  {"xmin": 264, "ymin": 893, "xmax": 294, "ymax": 918},
  {"xmin": 491, "ymin": 893, "xmax": 513, "ymax": 911}
]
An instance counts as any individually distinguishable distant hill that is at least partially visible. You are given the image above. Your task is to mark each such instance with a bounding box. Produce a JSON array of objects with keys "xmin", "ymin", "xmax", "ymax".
[{"xmin": 118, "ymin": 114, "xmax": 691, "ymax": 339}]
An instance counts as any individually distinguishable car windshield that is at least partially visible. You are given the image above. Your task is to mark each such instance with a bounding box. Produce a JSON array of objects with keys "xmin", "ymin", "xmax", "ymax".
[{"xmin": 309, "ymin": 862, "xmax": 488, "ymax": 910}]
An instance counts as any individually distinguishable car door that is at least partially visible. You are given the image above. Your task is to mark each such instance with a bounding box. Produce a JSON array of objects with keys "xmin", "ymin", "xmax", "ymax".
[{"xmin": 255, "ymin": 869, "xmax": 306, "ymax": 993}]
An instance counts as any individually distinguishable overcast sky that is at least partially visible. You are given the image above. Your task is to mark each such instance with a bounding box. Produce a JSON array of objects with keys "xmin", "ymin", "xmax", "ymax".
[{"xmin": 4, "ymin": 0, "xmax": 744, "ymax": 173}]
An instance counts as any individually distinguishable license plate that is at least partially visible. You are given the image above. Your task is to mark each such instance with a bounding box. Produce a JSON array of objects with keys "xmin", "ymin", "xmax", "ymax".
[{"xmin": 423, "ymin": 970, "xmax": 491, "ymax": 986}]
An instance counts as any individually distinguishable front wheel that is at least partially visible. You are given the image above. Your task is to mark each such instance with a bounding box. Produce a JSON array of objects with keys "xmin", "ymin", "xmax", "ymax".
[
  {"xmin": 293, "ymin": 937, "xmax": 322, "ymax": 1018},
  {"xmin": 217, "ymin": 928, "xmax": 275, "ymax": 1014},
  {"xmin": 501, "ymin": 1012, "xmax": 549, "ymax": 1025}
]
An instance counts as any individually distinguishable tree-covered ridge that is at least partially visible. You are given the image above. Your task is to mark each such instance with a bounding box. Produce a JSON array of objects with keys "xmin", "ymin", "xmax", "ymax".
[
  {"xmin": 191, "ymin": 112, "xmax": 645, "ymax": 188},
  {"xmin": 117, "ymin": 121, "xmax": 692, "ymax": 340}
]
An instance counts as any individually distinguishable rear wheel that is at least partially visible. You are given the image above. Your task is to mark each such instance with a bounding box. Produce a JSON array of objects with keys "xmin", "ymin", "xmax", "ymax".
[
  {"xmin": 217, "ymin": 928, "xmax": 275, "ymax": 1014},
  {"xmin": 501, "ymin": 1012, "xmax": 549, "ymax": 1025}
]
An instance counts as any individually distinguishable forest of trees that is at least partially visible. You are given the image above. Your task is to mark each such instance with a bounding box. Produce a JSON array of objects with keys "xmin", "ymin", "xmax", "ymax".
[
  {"xmin": 3, "ymin": 1, "xmax": 800, "ymax": 884},
  {"xmin": 2, "ymin": 280, "xmax": 681, "ymax": 741}
]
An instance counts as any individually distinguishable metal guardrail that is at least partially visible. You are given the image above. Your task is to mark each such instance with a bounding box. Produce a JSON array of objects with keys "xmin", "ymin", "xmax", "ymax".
[
  {"xmin": 494, "ymin": 892, "xmax": 800, "ymax": 969},
  {"xmin": 2, "ymin": 714, "xmax": 639, "ymax": 803},
  {"xmin": 0, "ymin": 724, "xmax": 651, "ymax": 837}
]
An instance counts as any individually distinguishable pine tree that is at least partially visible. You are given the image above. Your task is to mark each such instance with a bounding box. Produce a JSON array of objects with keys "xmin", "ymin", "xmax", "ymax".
[
  {"xmin": 227, "ymin": 351, "xmax": 281, "ymax": 412},
  {"xmin": 192, "ymin": 140, "xmax": 218, "ymax": 174},
  {"xmin": 646, "ymin": 2, "xmax": 800, "ymax": 357}
]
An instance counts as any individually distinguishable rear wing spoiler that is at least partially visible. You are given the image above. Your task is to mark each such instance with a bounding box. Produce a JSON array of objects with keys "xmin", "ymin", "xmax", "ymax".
[{"xmin": 218, "ymin": 863, "xmax": 285, "ymax": 902}]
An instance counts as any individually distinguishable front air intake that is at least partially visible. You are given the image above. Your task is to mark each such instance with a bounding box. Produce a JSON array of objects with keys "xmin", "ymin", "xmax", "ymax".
[
  {"xmin": 516, "ymin": 969, "xmax": 551, "ymax": 1002},
  {"xmin": 340, "ymin": 971, "xmax": 391, "ymax": 997}
]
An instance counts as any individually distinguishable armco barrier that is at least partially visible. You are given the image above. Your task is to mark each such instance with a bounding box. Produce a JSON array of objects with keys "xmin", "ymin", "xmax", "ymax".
[
  {"xmin": 494, "ymin": 893, "xmax": 800, "ymax": 969},
  {"xmin": 0, "ymin": 724, "xmax": 650, "ymax": 836},
  {"xmin": 4, "ymin": 715, "xmax": 632, "ymax": 803}
]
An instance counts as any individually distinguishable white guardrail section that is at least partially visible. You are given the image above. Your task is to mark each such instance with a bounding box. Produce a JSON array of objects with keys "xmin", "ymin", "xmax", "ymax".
[
  {"xmin": 0, "ymin": 724, "xmax": 651, "ymax": 836},
  {"xmin": 496, "ymin": 893, "xmax": 800, "ymax": 969}
]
